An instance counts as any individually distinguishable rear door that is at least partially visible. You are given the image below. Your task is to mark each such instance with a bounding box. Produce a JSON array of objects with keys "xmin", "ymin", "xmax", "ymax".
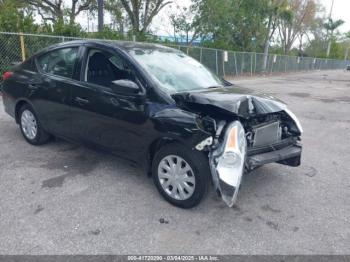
[{"xmin": 33, "ymin": 46, "xmax": 82, "ymax": 138}]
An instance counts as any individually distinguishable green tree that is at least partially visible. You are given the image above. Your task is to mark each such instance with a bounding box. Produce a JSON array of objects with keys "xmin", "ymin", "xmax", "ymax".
[
  {"xmin": 51, "ymin": 20, "xmax": 86, "ymax": 36},
  {"xmin": 0, "ymin": 1, "xmax": 38, "ymax": 74},
  {"xmin": 344, "ymin": 31, "xmax": 350, "ymax": 60},
  {"xmin": 169, "ymin": 5, "xmax": 199, "ymax": 45},
  {"xmin": 261, "ymin": 0, "xmax": 291, "ymax": 71},
  {"xmin": 105, "ymin": 0, "xmax": 125, "ymax": 34},
  {"xmin": 192, "ymin": 0, "xmax": 267, "ymax": 51},
  {"xmin": 27, "ymin": 0, "xmax": 96, "ymax": 25},
  {"xmin": 0, "ymin": 0, "xmax": 38, "ymax": 33},
  {"xmin": 278, "ymin": 0, "xmax": 317, "ymax": 54},
  {"xmin": 323, "ymin": 18, "xmax": 344, "ymax": 57},
  {"xmin": 119, "ymin": 0, "xmax": 172, "ymax": 39}
]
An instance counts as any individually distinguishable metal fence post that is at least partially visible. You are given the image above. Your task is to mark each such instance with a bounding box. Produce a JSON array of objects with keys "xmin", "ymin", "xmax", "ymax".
[
  {"xmin": 270, "ymin": 54, "xmax": 275, "ymax": 74},
  {"xmin": 200, "ymin": 47, "xmax": 202, "ymax": 63},
  {"xmin": 233, "ymin": 52, "xmax": 238, "ymax": 76},
  {"xmin": 215, "ymin": 50, "xmax": 218, "ymax": 75},
  {"xmin": 254, "ymin": 52, "xmax": 257, "ymax": 74},
  {"xmin": 241, "ymin": 53, "xmax": 245, "ymax": 75},
  {"xmin": 222, "ymin": 51, "xmax": 226, "ymax": 78},
  {"xmin": 250, "ymin": 53, "xmax": 253, "ymax": 76},
  {"xmin": 285, "ymin": 57, "xmax": 287, "ymax": 73}
]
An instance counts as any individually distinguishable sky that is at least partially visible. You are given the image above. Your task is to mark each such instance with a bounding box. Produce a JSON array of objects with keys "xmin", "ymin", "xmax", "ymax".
[{"xmin": 319, "ymin": 0, "xmax": 350, "ymax": 33}]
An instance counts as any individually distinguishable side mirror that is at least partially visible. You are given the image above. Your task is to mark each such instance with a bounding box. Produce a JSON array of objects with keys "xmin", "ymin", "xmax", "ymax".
[
  {"xmin": 110, "ymin": 79, "xmax": 140, "ymax": 95},
  {"xmin": 222, "ymin": 78, "xmax": 234, "ymax": 86}
]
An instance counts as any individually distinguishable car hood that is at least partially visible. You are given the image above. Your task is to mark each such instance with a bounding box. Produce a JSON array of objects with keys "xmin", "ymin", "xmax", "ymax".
[{"xmin": 171, "ymin": 85, "xmax": 287, "ymax": 118}]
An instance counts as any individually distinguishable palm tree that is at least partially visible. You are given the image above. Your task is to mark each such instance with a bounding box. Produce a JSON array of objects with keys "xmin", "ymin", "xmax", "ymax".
[
  {"xmin": 324, "ymin": 18, "xmax": 344, "ymax": 57},
  {"xmin": 262, "ymin": 0, "xmax": 291, "ymax": 72},
  {"xmin": 344, "ymin": 31, "xmax": 350, "ymax": 60}
]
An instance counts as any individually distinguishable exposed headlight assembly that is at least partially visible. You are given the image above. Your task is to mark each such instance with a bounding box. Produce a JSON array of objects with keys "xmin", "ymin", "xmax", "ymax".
[
  {"xmin": 209, "ymin": 121, "xmax": 247, "ymax": 207},
  {"xmin": 284, "ymin": 108, "xmax": 303, "ymax": 134}
]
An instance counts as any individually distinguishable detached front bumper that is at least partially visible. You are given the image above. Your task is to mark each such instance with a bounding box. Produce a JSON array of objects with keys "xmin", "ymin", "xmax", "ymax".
[{"xmin": 247, "ymin": 144, "xmax": 302, "ymax": 170}]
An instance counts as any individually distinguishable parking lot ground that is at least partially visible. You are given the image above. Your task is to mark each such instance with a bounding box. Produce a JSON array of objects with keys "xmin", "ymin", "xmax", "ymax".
[{"xmin": 0, "ymin": 70, "xmax": 349, "ymax": 254}]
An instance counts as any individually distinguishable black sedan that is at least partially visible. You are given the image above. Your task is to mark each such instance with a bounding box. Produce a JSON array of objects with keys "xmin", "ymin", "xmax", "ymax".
[{"xmin": 1, "ymin": 40, "xmax": 302, "ymax": 208}]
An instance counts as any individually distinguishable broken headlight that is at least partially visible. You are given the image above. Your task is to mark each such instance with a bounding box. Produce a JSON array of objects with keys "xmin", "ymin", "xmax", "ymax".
[
  {"xmin": 284, "ymin": 108, "xmax": 303, "ymax": 134},
  {"xmin": 209, "ymin": 121, "xmax": 247, "ymax": 207}
]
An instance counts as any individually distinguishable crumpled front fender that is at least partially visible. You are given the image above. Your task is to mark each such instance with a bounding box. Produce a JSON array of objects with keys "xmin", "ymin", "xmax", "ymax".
[{"xmin": 209, "ymin": 121, "xmax": 247, "ymax": 207}]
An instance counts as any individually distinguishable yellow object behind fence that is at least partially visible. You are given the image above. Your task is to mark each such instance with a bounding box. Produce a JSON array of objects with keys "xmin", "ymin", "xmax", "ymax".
[{"xmin": 19, "ymin": 33, "xmax": 26, "ymax": 61}]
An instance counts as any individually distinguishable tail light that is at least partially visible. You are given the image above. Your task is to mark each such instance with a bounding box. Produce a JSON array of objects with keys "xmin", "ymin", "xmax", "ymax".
[{"xmin": 2, "ymin": 71, "xmax": 13, "ymax": 81}]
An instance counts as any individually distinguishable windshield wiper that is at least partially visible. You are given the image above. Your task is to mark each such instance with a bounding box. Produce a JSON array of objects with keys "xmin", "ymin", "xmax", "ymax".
[{"xmin": 207, "ymin": 85, "xmax": 223, "ymax": 89}]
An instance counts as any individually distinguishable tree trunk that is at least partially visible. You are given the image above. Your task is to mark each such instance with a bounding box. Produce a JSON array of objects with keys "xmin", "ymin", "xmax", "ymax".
[
  {"xmin": 326, "ymin": 33, "xmax": 332, "ymax": 58},
  {"xmin": 262, "ymin": 38, "xmax": 270, "ymax": 72},
  {"xmin": 344, "ymin": 46, "xmax": 349, "ymax": 60},
  {"xmin": 262, "ymin": 16, "xmax": 272, "ymax": 72},
  {"xmin": 98, "ymin": 0, "xmax": 104, "ymax": 32},
  {"xmin": 298, "ymin": 33, "xmax": 304, "ymax": 54}
]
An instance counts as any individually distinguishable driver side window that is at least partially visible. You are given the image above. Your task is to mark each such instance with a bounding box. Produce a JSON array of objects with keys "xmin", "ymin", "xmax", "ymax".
[{"xmin": 84, "ymin": 48, "xmax": 137, "ymax": 87}]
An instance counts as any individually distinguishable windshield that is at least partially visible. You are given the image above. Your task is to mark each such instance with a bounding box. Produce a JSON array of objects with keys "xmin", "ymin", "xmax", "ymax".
[{"xmin": 129, "ymin": 48, "xmax": 223, "ymax": 93}]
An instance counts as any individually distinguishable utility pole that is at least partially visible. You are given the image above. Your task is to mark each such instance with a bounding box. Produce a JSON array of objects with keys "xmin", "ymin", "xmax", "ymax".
[
  {"xmin": 326, "ymin": 0, "xmax": 335, "ymax": 58},
  {"xmin": 344, "ymin": 46, "xmax": 349, "ymax": 61},
  {"xmin": 98, "ymin": 0, "xmax": 104, "ymax": 32},
  {"xmin": 87, "ymin": 10, "xmax": 90, "ymax": 32}
]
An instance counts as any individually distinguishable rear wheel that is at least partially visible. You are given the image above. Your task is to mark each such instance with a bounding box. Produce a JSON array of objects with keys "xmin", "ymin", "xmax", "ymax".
[
  {"xmin": 152, "ymin": 143, "xmax": 210, "ymax": 208},
  {"xmin": 19, "ymin": 104, "xmax": 51, "ymax": 145}
]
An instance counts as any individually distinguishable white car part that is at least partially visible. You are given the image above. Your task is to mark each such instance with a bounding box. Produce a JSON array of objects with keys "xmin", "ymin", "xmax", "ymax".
[
  {"xmin": 284, "ymin": 108, "xmax": 303, "ymax": 133},
  {"xmin": 195, "ymin": 136, "xmax": 213, "ymax": 151}
]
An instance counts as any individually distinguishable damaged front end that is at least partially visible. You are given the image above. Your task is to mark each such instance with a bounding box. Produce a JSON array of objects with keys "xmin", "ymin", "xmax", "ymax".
[
  {"xmin": 174, "ymin": 86, "xmax": 303, "ymax": 207},
  {"xmin": 206, "ymin": 112, "xmax": 302, "ymax": 207}
]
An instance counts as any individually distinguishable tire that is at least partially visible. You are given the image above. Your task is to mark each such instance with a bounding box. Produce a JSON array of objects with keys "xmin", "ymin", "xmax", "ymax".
[
  {"xmin": 152, "ymin": 143, "xmax": 210, "ymax": 208},
  {"xmin": 19, "ymin": 103, "xmax": 51, "ymax": 145}
]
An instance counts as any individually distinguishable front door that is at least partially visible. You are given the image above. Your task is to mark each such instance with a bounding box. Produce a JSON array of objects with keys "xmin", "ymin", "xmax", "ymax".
[{"xmin": 70, "ymin": 46, "xmax": 150, "ymax": 161}]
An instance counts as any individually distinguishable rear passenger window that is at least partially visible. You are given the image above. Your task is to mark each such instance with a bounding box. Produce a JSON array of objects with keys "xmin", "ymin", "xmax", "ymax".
[{"xmin": 37, "ymin": 47, "xmax": 78, "ymax": 78}]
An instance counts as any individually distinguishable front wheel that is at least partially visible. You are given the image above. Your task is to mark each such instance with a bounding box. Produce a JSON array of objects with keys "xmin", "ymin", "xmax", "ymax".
[
  {"xmin": 19, "ymin": 104, "xmax": 51, "ymax": 145},
  {"xmin": 152, "ymin": 143, "xmax": 210, "ymax": 208}
]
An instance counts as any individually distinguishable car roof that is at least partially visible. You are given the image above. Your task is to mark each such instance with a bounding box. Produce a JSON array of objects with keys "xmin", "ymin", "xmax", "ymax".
[{"xmin": 44, "ymin": 39, "xmax": 179, "ymax": 54}]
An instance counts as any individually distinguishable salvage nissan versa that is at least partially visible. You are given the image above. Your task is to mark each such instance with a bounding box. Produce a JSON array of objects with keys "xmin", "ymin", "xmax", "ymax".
[{"xmin": 0, "ymin": 40, "xmax": 303, "ymax": 208}]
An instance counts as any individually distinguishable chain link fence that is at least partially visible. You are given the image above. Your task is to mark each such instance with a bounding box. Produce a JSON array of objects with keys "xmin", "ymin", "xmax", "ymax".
[{"xmin": 1, "ymin": 32, "xmax": 349, "ymax": 78}]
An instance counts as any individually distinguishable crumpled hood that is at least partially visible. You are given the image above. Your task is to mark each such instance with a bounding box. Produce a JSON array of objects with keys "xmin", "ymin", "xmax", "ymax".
[{"xmin": 172, "ymin": 85, "xmax": 287, "ymax": 118}]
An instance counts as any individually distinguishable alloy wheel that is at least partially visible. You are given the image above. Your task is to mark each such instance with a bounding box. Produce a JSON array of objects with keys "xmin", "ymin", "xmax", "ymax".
[{"xmin": 21, "ymin": 109, "xmax": 37, "ymax": 140}]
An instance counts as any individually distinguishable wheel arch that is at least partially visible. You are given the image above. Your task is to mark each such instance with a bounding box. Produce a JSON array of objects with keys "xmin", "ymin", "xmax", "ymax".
[
  {"xmin": 146, "ymin": 134, "xmax": 211, "ymax": 177},
  {"xmin": 147, "ymin": 137, "xmax": 183, "ymax": 176},
  {"xmin": 15, "ymin": 99, "xmax": 32, "ymax": 124}
]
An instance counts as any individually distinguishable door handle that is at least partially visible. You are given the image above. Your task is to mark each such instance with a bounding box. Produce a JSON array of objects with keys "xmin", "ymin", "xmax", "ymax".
[
  {"xmin": 74, "ymin": 97, "xmax": 90, "ymax": 105},
  {"xmin": 28, "ymin": 84, "xmax": 38, "ymax": 90}
]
